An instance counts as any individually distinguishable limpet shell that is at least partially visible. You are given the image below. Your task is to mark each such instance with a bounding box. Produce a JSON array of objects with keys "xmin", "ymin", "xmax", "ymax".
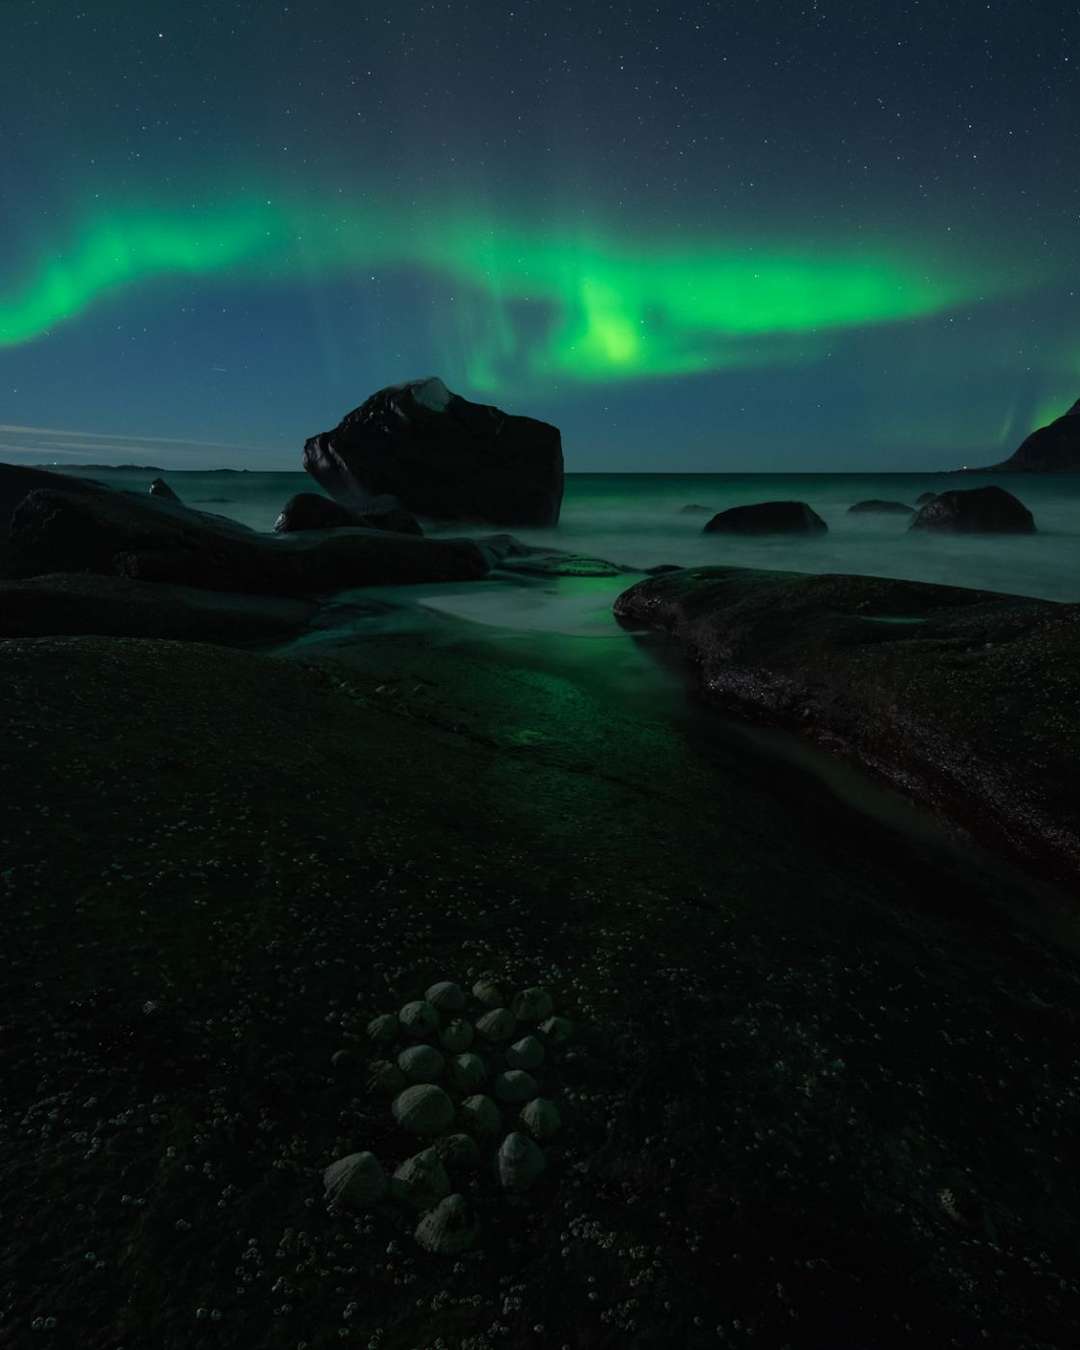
[
  {"xmin": 425, "ymin": 980, "xmax": 465, "ymax": 1012},
  {"xmin": 391, "ymin": 1147, "xmax": 451, "ymax": 1212},
  {"xmin": 519, "ymin": 1096, "xmax": 561, "ymax": 1141},
  {"xmin": 448, "ymin": 1051, "xmax": 487, "ymax": 1093},
  {"xmin": 493, "ymin": 1069, "xmax": 539, "ymax": 1104},
  {"xmin": 392, "ymin": 1084, "xmax": 455, "ymax": 1137},
  {"xmin": 505, "ymin": 1035, "xmax": 544, "ymax": 1071},
  {"xmin": 475, "ymin": 1008, "xmax": 517, "ymax": 1043},
  {"xmin": 399, "ymin": 1000, "xmax": 440, "ymax": 1039},
  {"xmin": 439, "ymin": 1018, "xmax": 474, "ymax": 1053},
  {"xmin": 366, "ymin": 1059, "xmax": 407, "ymax": 1097},
  {"xmin": 510, "ymin": 987, "xmax": 554, "ymax": 1023},
  {"xmin": 415, "ymin": 1193, "xmax": 478, "ymax": 1255},
  {"xmin": 397, "ymin": 1044, "xmax": 445, "ymax": 1084},
  {"xmin": 366, "ymin": 1013, "xmax": 398, "ymax": 1045},
  {"xmin": 539, "ymin": 1015, "xmax": 575, "ymax": 1045},
  {"xmin": 323, "ymin": 1151, "xmax": 387, "ymax": 1209},
  {"xmin": 471, "ymin": 978, "xmax": 504, "ymax": 1009},
  {"xmin": 495, "ymin": 1131, "xmax": 546, "ymax": 1192},
  {"xmin": 458, "ymin": 1093, "xmax": 502, "ymax": 1139},
  {"xmin": 433, "ymin": 1132, "xmax": 482, "ymax": 1172}
]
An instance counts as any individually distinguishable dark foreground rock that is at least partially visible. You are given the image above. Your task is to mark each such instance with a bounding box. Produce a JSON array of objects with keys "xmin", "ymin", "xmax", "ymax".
[
  {"xmin": 303, "ymin": 376, "xmax": 564, "ymax": 526},
  {"xmin": 964, "ymin": 397, "xmax": 1080, "ymax": 473},
  {"xmin": 4, "ymin": 632, "xmax": 1080, "ymax": 1350},
  {"xmin": 704, "ymin": 500, "xmax": 828, "ymax": 534},
  {"xmin": 274, "ymin": 491, "xmax": 423, "ymax": 536},
  {"xmin": 910, "ymin": 485, "xmax": 1036, "ymax": 533},
  {"xmin": 0, "ymin": 573, "xmax": 316, "ymax": 643},
  {"xmin": 848, "ymin": 499, "xmax": 915, "ymax": 515},
  {"xmin": 915, "ymin": 491, "xmax": 938, "ymax": 505},
  {"xmin": 148, "ymin": 477, "xmax": 179, "ymax": 501},
  {"xmin": 8, "ymin": 482, "xmax": 487, "ymax": 594},
  {"xmin": 614, "ymin": 565, "xmax": 1080, "ymax": 884}
]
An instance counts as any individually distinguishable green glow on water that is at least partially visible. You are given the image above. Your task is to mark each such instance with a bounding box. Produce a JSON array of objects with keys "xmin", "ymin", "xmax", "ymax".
[{"xmin": 1, "ymin": 192, "xmax": 1021, "ymax": 391}]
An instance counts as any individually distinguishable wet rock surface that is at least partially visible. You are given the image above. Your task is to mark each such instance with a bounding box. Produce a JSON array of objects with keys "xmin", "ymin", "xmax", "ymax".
[
  {"xmin": 8, "ymin": 481, "xmax": 487, "ymax": 594},
  {"xmin": 0, "ymin": 573, "xmax": 316, "ymax": 643},
  {"xmin": 614, "ymin": 565, "xmax": 1080, "ymax": 884}
]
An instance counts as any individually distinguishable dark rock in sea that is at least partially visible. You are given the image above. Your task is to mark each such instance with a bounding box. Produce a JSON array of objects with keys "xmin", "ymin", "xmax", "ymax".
[
  {"xmin": 703, "ymin": 501, "xmax": 828, "ymax": 535},
  {"xmin": 303, "ymin": 376, "xmax": 564, "ymax": 527},
  {"xmin": 915, "ymin": 492, "xmax": 938, "ymax": 505},
  {"xmin": 0, "ymin": 573, "xmax": 316, "ymax": 643},
  {"xmin": 678, "ymin": 504, "xmax": 713, "ymax": 514},
  {"xmin": 613, "ymin": 566, "xmax": 1080, "ymax": 884},
  {"xmin": 8, "ymin": 478, "xmax": 488, "ymax": 594},
  {"xmin": 148, "ymin": 478, "xmax": 179, "ymax": 501},
  {"xmin": 848, "ymin": 500, "xmax": 915, "ymax": 515},
  {"xmin": 274, "ymin": 491, "xmax": 423, "ymax": 536},
  {"xmin": 909, "ymin": 486, "xmax": 1035, "ymax": 534},
  {"xmin": 965, "ymin": 397, "xmax": 1080, "ymax": 473}
]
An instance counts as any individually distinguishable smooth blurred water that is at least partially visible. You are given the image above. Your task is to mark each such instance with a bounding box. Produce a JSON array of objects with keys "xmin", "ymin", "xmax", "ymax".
[{"xmin": 55, "ymin": 466, "xmax": 1080, "ymax": 603}]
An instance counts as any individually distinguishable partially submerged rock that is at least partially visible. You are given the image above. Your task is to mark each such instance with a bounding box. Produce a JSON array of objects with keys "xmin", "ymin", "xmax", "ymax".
[
  {"xmin": 703, "ymin": 501, "xmax": 828, "ymax": 535},
  {"xmin": 909, "ymin": 486, "xmax": 1035, "ymax": 533},
  {"xmin": 8, "ymin": 482, "xmax": 487, "ymax": 594},
  {"xmin": 613, "ymin": 566, "xmax": 1080, "ymax": 884},
  {"xmin": 274, "ymin": 491, "xmax": 422, "ymax": 536},
  {"xmin": 303, "ymin": 376, "xmax": 564, "ymax": 527},
  {"xmin": 848, "ymin": 500, "xmax": 914, "ymax": 515},
  {"xmin": 148, "ymin": 478, "xmax": 179, "ymax": 501}
]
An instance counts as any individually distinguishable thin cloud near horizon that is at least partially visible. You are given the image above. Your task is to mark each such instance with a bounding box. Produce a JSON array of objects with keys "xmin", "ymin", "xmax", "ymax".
[{"xmin": 0, "ymin": 423, "xmax": 276, "ymax": 454}]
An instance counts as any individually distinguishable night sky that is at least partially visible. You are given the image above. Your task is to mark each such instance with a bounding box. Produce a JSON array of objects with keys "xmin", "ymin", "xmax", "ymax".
[{"xmin": 2, "ymin": 0, "xmax": 1078, "ymax": 470}]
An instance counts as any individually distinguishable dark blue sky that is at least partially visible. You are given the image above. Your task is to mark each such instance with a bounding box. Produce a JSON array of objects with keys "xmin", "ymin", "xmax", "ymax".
[{"xmin": 1, "ymin": 0, "xmax": 1078, "ymax": 469}]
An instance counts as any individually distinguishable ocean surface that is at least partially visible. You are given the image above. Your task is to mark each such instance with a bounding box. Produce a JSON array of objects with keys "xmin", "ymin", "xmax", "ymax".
[{"xmin": 56, "ymin": 466, "xmax": 1080, "ymax": 607}]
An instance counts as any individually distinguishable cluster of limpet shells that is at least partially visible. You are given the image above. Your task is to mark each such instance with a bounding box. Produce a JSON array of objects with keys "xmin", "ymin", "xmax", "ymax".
[{"xmin": 323, "ymin": 976, "xmax": 572, "ymax": 1254}]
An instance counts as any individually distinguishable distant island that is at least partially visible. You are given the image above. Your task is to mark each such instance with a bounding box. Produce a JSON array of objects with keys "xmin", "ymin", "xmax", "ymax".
[
  {"xmin": 959, "ymin": 397, "xmax": 1080, "ymax": 473},
  {"xmin": 65, "ymin": 464, "xmax": 166, "ymax": 472}
]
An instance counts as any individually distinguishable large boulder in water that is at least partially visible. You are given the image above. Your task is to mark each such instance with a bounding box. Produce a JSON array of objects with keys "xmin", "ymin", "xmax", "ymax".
[
  {"xmin": 703, "ymin": 501, "xmax": 827, "ymax": 535},
  {"xmin": 149, "ymin": 477, "xmax": 179, "ymax": 501},
  {"xmin": 909, "ymin": 486, "xmax": 1035, "ymax": 533},
  {"xmin": 848, "ymin": 500, "xmax": 914, "ymax": 515},
  {"xmin": 302, "ymin": 377, "xmax": 564, "ymax": 527},
  {"xmin": 274, "ymin": 492, "xmax": 422, "ymax": 536}
]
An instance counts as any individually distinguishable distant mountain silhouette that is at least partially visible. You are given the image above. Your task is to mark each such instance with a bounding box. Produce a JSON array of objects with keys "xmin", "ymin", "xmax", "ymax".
[{"xmin": 959, "ymin": 398, "xmax": 1080, "ymax": 473}]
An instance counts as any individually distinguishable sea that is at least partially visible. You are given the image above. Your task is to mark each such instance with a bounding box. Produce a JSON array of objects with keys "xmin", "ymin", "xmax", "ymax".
[{"xmin": 56, "ymin": 466, "xmax": 1080, "ymax": 613}]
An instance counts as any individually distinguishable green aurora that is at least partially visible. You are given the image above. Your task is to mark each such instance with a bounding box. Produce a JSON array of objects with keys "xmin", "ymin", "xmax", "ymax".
[{"xmin": 0, "ymin": 194, "xmax": 1030, "ymax": 396}]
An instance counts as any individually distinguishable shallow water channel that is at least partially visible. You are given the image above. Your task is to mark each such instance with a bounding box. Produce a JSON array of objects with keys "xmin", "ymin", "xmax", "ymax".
[{"xmin": 269, "ymin": 567, "xmax": 1080, "ymax": 963}]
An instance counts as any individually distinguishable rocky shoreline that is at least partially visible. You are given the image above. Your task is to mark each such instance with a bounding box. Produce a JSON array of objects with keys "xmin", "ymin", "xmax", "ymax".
[
  {"xmin": 4, "ymin": 457, "xmax": 1080, "ymax": 1346},
  {"xmin": 615, "ymin": 566, "xmax": 1080, "ymax": 887}
]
